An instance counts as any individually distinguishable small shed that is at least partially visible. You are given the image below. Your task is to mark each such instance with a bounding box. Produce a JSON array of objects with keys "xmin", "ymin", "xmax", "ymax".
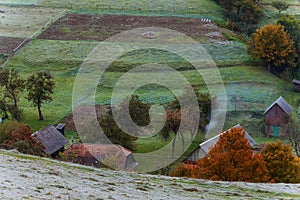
[
  {"xmin": 293, "ymin": 79, "xmax": 300, "ymax": 92},
  {"xmin": 264, "ymin": 96, "xmax": 293, "ymax": 137},
  {"xmin": 33, "ymin": 124, "xmax": 68, "ymax": 156},
  {"xmin": 63, "ymin": 143, "xmax": 138, "ymax": 171},
  {"xmin": 184, "ymin": 124, "xmax": 256, "ymax": 163}
]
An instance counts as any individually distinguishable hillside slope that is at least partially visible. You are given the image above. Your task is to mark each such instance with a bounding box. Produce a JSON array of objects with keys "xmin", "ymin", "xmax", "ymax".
[{"xmin": 0, "ymin": 150, "xmax": 299, "ymax": 199}]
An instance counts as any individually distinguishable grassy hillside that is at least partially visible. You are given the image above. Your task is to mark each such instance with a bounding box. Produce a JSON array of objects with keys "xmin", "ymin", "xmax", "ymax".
[
  {"xmin": 1, "ymin": 0, "xmax": 300, "ymax": 156},
  {"xmin": 0, "ymin": 0, "xmax": 225, "ymax": 21},
  {"xmin": 7, "ymin": 39, "xmax": 300, "ymax": 134},
  {"xmin": 1, "ymin": 150, "xmax": 300, "ymax": 199}
]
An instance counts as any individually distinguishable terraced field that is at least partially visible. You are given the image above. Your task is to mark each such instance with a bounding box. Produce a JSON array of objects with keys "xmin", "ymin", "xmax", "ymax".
[
  {"xmin": 1, "ymin": 0, "xmax": 300, "ymax": 149},
  {"xmin": 0, "ymin": 0, "xmax": 224, "ymax": 21}
]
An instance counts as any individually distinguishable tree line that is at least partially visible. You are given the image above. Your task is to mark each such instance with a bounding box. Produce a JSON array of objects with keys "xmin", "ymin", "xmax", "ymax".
[{"xmin": 0, "ymin": 68, "xmax": 54, "ymax": 121}]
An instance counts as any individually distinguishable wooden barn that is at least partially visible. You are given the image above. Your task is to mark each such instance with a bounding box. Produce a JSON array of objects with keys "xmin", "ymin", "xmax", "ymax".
[
  {"xmin": 32, "ymin": 124, "xmax": 68, "ymax": 157},
  {"xmin": 184, "ymin": 124, "xmax": 256, "ymax": 164},
  {"xmin": 63, "ymin": 143, "xmax": 138, "ymax": 171},
  {"xmin": 264, "ymin": 96, "xmax": 293, "ymax": 137},
  {"xmin": 293, "ymin": 79, "xmax": 300, "ymax": 92}
]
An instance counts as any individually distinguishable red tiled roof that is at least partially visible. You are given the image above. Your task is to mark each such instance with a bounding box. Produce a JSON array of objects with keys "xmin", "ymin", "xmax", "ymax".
[{"xmin": 63, "ymin": 143, "xmax": 137, "ymax": 171}]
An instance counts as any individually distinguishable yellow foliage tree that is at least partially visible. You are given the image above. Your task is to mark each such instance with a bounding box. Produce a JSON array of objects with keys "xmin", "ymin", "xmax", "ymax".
[
  {"xmin": 261, "ymin": 141, "xmax": 300, "ymax": 183},
  {"xmin": 248, "ymin": 24, "xmax": 297, "ymax": 73}
]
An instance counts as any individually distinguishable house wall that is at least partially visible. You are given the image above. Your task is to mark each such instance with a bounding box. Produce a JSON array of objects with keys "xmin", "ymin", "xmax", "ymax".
[
  {"xmin": 265, "ymin": 124, "xmax": 288, "ymax": 137},
  {"xmin": 184, "ymin": 148, "xmax": 207, "ymax": 163},
  {"xmin": 265, "ymin": 104, "xmax": 289, "ymax": 137},
  {"xmin": 294, "ymin": 84, "xmax": 300, "ymax": 92}
]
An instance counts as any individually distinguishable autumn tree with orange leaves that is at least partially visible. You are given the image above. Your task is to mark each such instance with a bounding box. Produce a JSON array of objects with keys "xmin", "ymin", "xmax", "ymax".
[
  {"xmin": 196, "ymin": 127, "xmax": 269, "ymax": 182},
  {"xmin": 248, "ymin": 24, "xmax": 297, "ymax": 74},
  {"xmin": 172, "ymin": 127, "xmax": 269, "ymax": 182}
]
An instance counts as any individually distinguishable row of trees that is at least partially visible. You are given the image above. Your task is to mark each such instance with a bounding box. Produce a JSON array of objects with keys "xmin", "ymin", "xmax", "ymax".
[
  {"xmin": 0, "ymin": 68, "xmax": 54, "ymax": 121},
  {"xmin": 81, "ymin": 91, "xmax": 211, "ymax": 152},
  {"xmin": 171, "ymin": 127, "xmax": 300, "ymax": 183}
]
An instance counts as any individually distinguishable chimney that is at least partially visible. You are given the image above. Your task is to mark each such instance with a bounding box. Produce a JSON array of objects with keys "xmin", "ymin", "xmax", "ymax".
[{"xmin": 56, "ymin": 123, "xmax": 65, "ymax": 136}]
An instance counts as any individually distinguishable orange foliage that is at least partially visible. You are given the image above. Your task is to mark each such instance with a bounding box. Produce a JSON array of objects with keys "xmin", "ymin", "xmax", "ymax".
[
  {"xmin": 248, "ymin": 24, "xmax": 297, "ymax": 71},
  {"xmin": 172, "ymin": 127, "xmax": 269, "ymax": 182},
  {"xmin": 261, "ymin": 141, "xmax": 300, "ymax": 183},
  {"xmin": 196, "ymin": 127, "xmax": 269, "ymax": 182},
  {"xmin": 170, "ymin": 163, "xmax": 198, "ymax": 178}
]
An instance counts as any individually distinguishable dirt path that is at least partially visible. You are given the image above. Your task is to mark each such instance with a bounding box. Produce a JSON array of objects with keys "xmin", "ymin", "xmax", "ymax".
[{"xmin": 0, "ymin": 150, "xmax": 300, "ymax": 200}]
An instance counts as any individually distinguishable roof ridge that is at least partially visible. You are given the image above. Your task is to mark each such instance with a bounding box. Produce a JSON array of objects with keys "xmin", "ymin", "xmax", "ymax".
[{"xmin": 264, "ymin": 96, "xmax": 293, "ymax": 115}]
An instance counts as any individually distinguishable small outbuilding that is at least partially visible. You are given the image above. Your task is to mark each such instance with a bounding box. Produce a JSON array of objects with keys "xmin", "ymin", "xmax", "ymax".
[
  {"xmin": 32, "ymin": 124, "xmax": 68, "ymax": 157},
  {"xmin": 293, "ymin": 79, "xmax": 300, "ymax": 92},
  {"xmin": 184, "ymin": 124, "xmax": 256, "ymax": 164},
  {"xmin": 63, "ymin": 143, "xmax": 138, "ymax": 171},
  {"xmin": 264, "ymin": 96, "xmax": 293, "ymax": 137}
]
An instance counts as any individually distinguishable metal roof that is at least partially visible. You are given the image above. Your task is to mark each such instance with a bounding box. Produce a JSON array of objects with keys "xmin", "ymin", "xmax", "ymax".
[
  {"xmin": 293, "ymin": 79, "xmax": 300, "ymax": 85},
  {"xmin": 34, "ymin": 124, "xmax": 68, "ymax": 155},
  {"xmin": 200, "ymin": 124, "xmax": 256, "ymax": 155},
  {"xmin": 264, "ymin": 96, "xmax": 293, "ymax": 115}
]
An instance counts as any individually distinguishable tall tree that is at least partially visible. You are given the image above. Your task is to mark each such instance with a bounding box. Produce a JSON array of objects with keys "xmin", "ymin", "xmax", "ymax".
[
  {"xmin": 100, "ymin": 111, "xmax": 137, "ymax": 151},
  {"xmin": 278, "ymin": 15, "xmax": 300, "ymax": 70},
  {"xmin": 0, "ymin": 68, "xmax": 25, "ymax": 121},
  {"xmin": 26, "ymin": 72, "xmax": 54, "ymax": 120},
  {"xmin": 216, "ymin": 0, "xmax": 262, "ymax": 34},
  {"xmin": 114, "ymin": 95, "xmax": 151, "ymax": 137},
  {"xmin": 248, "ymin": 24, "xmax": 297, "ymax": 74},
  {"xmin": 196, "ymin": 127, "xmax": 269, "ymax": 182}
]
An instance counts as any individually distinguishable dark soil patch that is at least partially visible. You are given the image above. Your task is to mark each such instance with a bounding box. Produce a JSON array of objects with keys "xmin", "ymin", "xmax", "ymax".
[
  {"xmin": 0, "ymin": 37, "xmax": 26, "ymax": 54},
  {"xmin": 38, "ymin": 14, "xmax": 227, "ymax": 41}
]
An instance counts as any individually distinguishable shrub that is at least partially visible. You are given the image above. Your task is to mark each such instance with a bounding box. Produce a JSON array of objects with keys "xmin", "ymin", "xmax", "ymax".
[
  {"xmin": 261, "ymin": 141, "xmax": 300, "ymax": 183},
  {"xmin": 0, "ymin": 120, "xmax": 24, "ymax": 143},
  {"xmin": 170, "ymin": 164, "xmax": 198, "ymax": 178},
  {"xmin": 0, "ymin": 121, "xmax": 46, "ymax": 156}
]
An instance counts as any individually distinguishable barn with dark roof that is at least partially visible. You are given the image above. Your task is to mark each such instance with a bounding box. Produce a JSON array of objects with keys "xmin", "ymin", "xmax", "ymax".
[
  {"xmin": 32, "ymin": 124, "xmax": 68, "ymax": 156},
  {"xmin": 264, "ymin": 96, "xmax": 293, "ymax": 137}
]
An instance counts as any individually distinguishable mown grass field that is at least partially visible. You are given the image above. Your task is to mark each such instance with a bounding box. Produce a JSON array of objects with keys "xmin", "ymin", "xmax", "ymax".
[
  {"xmin": 0, "ymin": 0, "xmax": 225, "ymax": 22},
  {"xmin": 0, "ymin": 6, "xmax": 66, "ymax": 38}
]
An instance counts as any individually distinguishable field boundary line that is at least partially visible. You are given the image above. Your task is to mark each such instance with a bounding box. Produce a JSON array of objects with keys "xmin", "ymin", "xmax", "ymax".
[
  {"xmin": 29, "ymin": 9, "xmax": 69, "ymax": 40},
  {"xmin": 1, "ymin": 9, "xmax": 69, "ymax": 68}
]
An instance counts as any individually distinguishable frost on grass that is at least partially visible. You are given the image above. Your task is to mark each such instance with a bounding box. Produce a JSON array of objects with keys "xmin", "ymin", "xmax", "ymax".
[{"xmin": 0, "ymin": 150, "xmax": 299, "ymax": 200}]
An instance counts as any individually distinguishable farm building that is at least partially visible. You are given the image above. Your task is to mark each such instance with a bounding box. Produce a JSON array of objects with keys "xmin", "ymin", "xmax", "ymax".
[
  {"xmin": 264, "ymin": 96, "xmax": 293, "ymax": 137},
  {"xmin": 63, "ymin": 143, "xmax": 138, "ymax": 171},
  {"xmin": 293, "ymin": 79, "xmax": 300, "ymax": 92},
  {"xmin": 184, "ymin": 124, "xmax": 256, "ymax": 164},
  {"xmin": 32, "ymin": 124, "xmax": 68, "ymax": 157}
]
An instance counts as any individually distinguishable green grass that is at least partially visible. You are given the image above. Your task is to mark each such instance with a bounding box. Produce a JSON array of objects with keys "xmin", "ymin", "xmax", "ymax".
[
  {"xmin": 260, "ymin": 1, "xmax": 300, "ymax": 26},
  {"xmin": 0, "ymin": 0, "xmax": 225, "ymax": 22},
  {"xmin": 0, "ymin": 6, "xmax": 66, "ymax": 38},
  {"xmin": 135, "ymin": 134, "xmax": 173, "ymax": 153},
  {"xmin": 5, "ymin": 39, "xmax": 300, "ymax": 132},
  {"xmin": 1, "ymin": 0, "xmax": 224, "ymax": 21}
]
